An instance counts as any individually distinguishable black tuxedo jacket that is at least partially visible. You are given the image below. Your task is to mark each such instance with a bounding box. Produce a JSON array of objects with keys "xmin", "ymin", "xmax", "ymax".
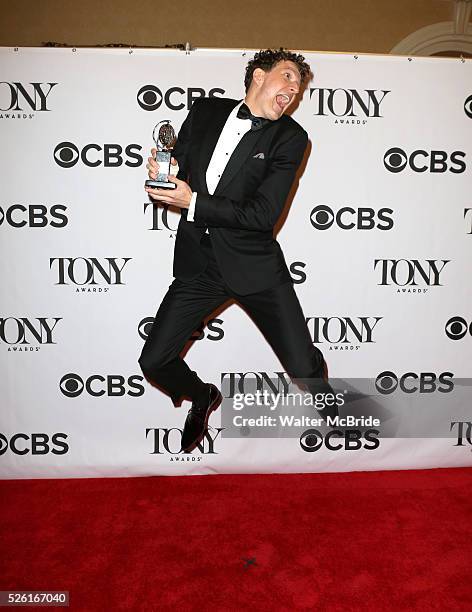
[{"xmin": 171, "ymin": 97, "xmax": 308, "ymax": 295}]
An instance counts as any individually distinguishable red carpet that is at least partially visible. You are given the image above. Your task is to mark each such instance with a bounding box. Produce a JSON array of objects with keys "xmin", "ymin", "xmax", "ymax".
[{"xmin": 1, "ymin": 468, "xmax": 471, "ymax": 611}]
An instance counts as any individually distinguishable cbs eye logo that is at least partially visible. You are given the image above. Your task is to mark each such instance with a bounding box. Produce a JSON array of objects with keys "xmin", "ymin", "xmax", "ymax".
[
  {"xmin": 375, "ymin": 371, "xmax": 398, "ymax": 394},
  {"xmin": 60, "ymin": 373, "xmax": 83, "ymax": 397},
  {"xmin": 445, "ymin": 316, "xmax": 472, "ymax": 340},
  {"xmin": 137, "ymin": 85, "xmax": 164, "ymax": 111},
  {"xmin": 464, "ymin": 94, "xmax": 472, "ymax": 119},
  {"xmin": 383, "ymin": 148, "xmax": 408, "ymax": 173},
  {"xmin": 54, "ymin": 142, "xmax": 79, "ymax": 168},
  {"xmin": 300, "ymin": 429, "xmax": 324, "ymax": 451},
  {"xmin": 138, "ymin": 318, "xmax": 155, "ymax": 341},
  {"xmin": 310, "ymin": 205, "xmax": 334, "ymax": 230}
]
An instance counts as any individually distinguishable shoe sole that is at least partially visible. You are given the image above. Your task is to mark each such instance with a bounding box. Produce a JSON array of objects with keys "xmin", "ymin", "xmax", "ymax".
[{"xmin": 181, "ymin": 387, "xmax": 223, "ymax": 453}]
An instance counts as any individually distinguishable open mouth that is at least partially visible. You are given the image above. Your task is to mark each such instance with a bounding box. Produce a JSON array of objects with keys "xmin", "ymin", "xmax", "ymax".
[{"xmin": 275, "ymin": 93, "xmax": 291, "ymax": 111}]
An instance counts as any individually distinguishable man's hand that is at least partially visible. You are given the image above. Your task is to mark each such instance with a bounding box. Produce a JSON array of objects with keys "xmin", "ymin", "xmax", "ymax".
[
  {"xmin": 145, "ymin": 175, "xmax": 192, "ymax": 209},
  {"xmin": 146, "ymin": 148, "xmax": 179, "ymax": 180},
  {"xmin": 145, "ymin": 148, "xmax": 191, "ymax": 209}
]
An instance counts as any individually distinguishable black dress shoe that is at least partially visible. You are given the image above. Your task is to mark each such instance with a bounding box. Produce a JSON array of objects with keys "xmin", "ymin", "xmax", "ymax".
[{"xmin": 181, "ymin": 384, "xmax": 222, "ymax": 453}]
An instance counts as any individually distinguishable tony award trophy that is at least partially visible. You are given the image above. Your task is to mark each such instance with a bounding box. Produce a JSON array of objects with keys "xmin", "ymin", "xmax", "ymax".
[{"xmin": 145, "ymin": 120, "xmax": 177, "ymax": 190}]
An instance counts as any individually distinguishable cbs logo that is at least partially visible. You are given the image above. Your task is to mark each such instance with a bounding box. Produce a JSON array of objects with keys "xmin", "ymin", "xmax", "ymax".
[
  {"xmin": 0, "ymin": 433, "xmax": 68, "ymax": 456},
  {"xmin": 383, "ymin": 148, "xmax": 466, "ymax": 174},
  {"xmin": 137, "ymin": 85, "xmax": 224, "ymax": 111},
  {"xmin": 54, "ymin": 142, "xmax": 142, "ymax": 168},
  {"xmin": 0, "ymin": 205, "xmax": 68, "ymax": 228},
  {"xmin": 375, "ymin": 371, "xmax": 454, "ymax": 394},
  {"xmin": 299, "ymin": 428, "xmax": 379, "ymax": 452},
  {"xmin": 310, "ymin": 204, "xmax": 393, "ymax": 230},
  {"xmin": 138, "ymin": 317, "xmax": 224, "ymax": 341},
  {"xmin": 59, "ymin": 373, "xmax": 145, "ymax": 397}
]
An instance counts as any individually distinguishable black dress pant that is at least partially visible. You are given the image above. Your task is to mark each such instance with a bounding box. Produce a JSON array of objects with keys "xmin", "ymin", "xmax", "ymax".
[{"xmin": 138, "ymin": 234, "xmax": 326, "ymax": 405}]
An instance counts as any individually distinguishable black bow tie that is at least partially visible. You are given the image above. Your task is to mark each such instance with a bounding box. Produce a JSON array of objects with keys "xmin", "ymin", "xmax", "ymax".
[{"xmin": 236, "ymin": 103, "xmax": 269, "ymax": 131}]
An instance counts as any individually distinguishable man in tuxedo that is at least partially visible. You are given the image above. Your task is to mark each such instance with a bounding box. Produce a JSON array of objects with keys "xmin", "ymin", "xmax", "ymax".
[{"xmin": 139, "ymin": 49, "xmax": 337, "ymax": 452}]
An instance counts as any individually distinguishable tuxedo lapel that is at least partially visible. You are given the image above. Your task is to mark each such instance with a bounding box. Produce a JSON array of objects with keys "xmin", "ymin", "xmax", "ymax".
[{"xmin": 214, "ymin": 124, "xmax": 271, "ymax": 196}]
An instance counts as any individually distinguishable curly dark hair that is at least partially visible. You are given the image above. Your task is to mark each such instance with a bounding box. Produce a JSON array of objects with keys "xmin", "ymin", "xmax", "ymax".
[{"xmin": 244, "ymin": 48, "xmax": 311, "ymax": 93}]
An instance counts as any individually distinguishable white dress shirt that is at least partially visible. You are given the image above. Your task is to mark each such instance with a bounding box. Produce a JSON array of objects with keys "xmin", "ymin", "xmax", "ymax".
[{"xmin": 187, "ymin": 100, "xmax": 252, "ymax": 232}]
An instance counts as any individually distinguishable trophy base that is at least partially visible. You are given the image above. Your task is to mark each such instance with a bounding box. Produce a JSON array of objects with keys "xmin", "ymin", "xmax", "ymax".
[{"xmin": 145, "ymin": 179, "xmax": 177, "ymax": 190}]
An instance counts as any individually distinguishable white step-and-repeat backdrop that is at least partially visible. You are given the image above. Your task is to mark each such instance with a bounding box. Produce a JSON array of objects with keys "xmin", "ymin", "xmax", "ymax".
[{"xmin": 1, "ymin": 47, "xmax": 471, "ymax": 478}]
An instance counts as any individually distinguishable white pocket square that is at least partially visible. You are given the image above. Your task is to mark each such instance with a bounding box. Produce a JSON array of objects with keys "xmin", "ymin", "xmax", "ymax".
[{"xmin": 253, "ymin": 152, "xmax": 265, "ymax": 159}]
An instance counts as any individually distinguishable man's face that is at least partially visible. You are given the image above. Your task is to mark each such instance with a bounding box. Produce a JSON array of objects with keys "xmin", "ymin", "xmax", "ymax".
[{"xmin": 250, "ymin": 60, "xmax": 302, "ymax": 120}]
